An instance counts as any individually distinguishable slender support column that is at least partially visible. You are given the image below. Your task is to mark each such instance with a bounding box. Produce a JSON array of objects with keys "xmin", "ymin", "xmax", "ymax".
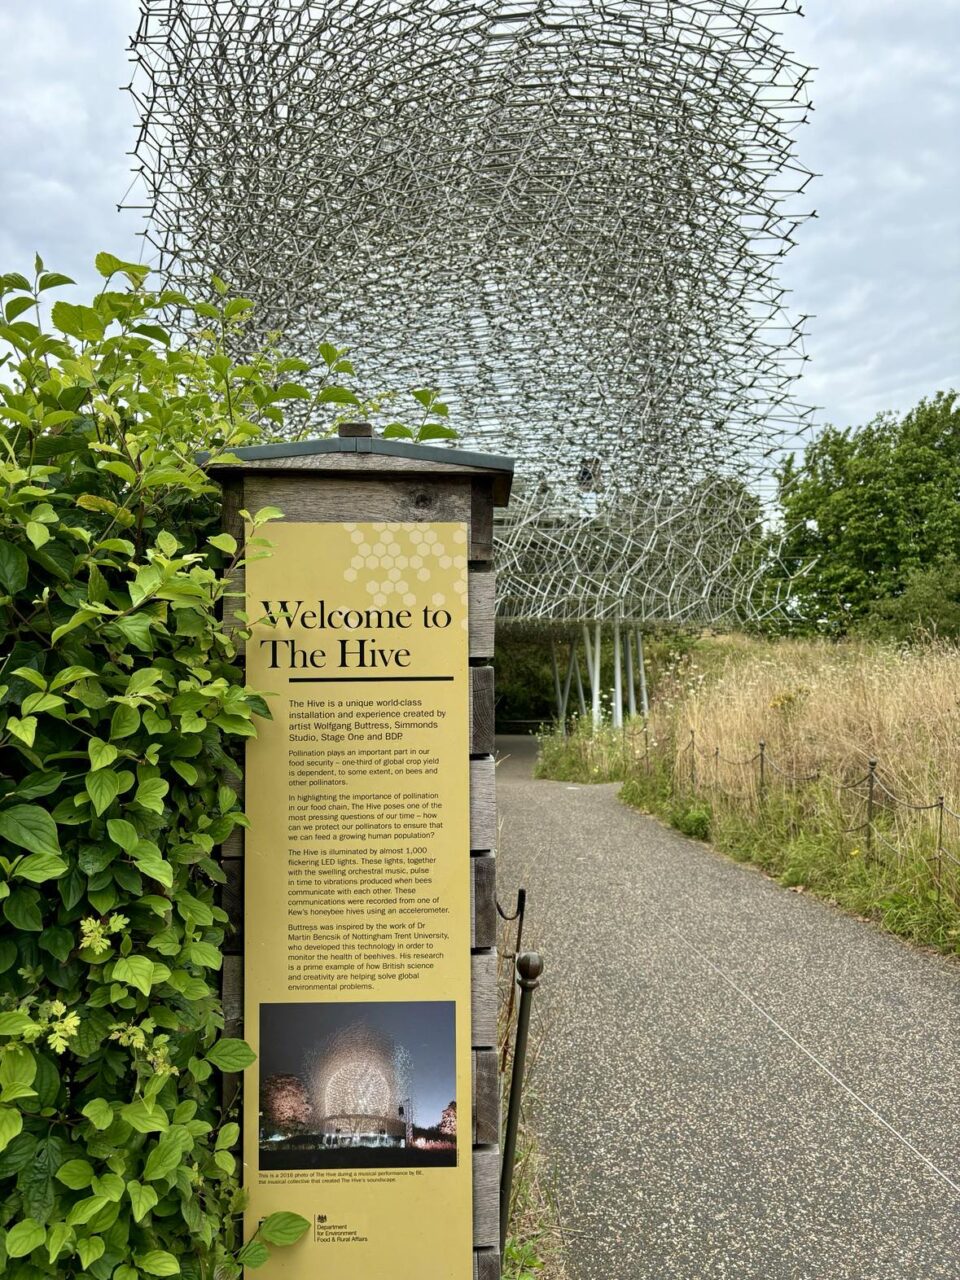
[
  {"xmin": 612, "ymin": 624, "xmax": 623, "ymax": 729},
  {"xmin": 550, "ymin": 638, "xmax": 563, "ymax": 726},
  {"xmin": 591, "ymin": 621, "xmax": 602, "ymax": 728},
  {"xmin": 560, "ymin": 640, "xmax": 576, "ymax": 727},
  {"xmin": 573, "ymin": 648, "xmax": 586, "ymax": 717},
  {"xmin": 636, "ymin": 628, "xmax": 649, "ymax": 719},
  {"xmin": 625, "ymin": 623, "xmax": 636, "ymax": 718}
]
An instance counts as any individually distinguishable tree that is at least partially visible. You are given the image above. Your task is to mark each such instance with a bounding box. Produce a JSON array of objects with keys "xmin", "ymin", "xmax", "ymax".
[
  {"xmin": 262, "ymin": 1074, "xmax": 313, "ymax": 1134},
  {"xmin": 772, "ymin": 392, "xmax": 960, "ymax": 631},
  {"xmin": 862, "ymin": 559, "xmax": 960, "ymax": 640},
  {"xmin": 439, "ymin": 1100, "xmax": 457, "ymax": 1137}
]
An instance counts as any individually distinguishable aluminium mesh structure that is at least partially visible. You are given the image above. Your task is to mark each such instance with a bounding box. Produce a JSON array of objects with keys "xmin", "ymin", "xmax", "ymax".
[{"xmin": 127, "ymin": 0, "xmax": 813, "ymax": 627}]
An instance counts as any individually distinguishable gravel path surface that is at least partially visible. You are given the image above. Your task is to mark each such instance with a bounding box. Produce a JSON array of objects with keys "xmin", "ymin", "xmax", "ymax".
[{"xmin": 495, "ymin": 736, "xmax": 960, "ymax": 1280}]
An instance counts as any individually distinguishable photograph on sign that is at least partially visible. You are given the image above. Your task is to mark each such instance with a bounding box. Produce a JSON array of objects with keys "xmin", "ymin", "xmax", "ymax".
[{"xmin": 258, "ymin": 1000, "xmax": 457, "ymax": 1169}]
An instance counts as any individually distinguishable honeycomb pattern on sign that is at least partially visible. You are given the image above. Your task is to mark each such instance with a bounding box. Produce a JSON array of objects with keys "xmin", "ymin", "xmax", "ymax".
[{"xmin": 342, "ymin": 523, "xmax": 469, "ymax": 629}]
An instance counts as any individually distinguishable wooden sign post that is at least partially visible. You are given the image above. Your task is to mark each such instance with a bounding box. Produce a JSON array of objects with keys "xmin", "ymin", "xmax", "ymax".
[{"xmin": 213, "ymin": 428, "xmax": 511, "ymax": 1279}]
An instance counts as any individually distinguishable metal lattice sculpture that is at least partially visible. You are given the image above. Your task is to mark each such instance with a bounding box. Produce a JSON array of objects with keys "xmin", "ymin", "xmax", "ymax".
[{"xmin": 127, "ymin": 0, "xmax": 813, "ymax": 628}]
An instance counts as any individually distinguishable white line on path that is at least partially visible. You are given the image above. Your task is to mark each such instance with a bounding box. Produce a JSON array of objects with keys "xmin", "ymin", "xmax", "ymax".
[{"xmin": 654, "ymin": 909, "xmax": 960, "ymax": 1198}]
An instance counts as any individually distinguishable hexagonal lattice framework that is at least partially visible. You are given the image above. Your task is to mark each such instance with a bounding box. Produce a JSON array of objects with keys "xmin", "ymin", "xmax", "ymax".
[{"xmin": 127, "ymin": 0, "xmax": 813, "ymax": 625}]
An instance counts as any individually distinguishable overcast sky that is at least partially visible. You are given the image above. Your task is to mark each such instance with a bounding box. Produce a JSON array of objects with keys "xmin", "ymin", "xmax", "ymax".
[{"xmin": 0, "ymin": 1, "xmax": 956, "ymax": 434}]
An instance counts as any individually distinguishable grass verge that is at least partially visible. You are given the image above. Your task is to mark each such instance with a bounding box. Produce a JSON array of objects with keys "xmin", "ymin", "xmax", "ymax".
[{"xmin": 617, "ymin": 758, "xmax": 960, "ymax": 953}]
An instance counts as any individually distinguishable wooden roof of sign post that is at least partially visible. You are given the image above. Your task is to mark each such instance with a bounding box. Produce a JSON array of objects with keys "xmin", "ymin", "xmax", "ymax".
[{"xmin": 205, "ymin": 425, "xmax": 513, "ymax": 566}]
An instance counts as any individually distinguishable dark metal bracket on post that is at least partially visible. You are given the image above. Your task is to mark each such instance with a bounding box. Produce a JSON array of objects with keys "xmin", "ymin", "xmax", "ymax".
[{"xmin": 499, "ymin": 951, "xmax": 543, "ymax": 1254}]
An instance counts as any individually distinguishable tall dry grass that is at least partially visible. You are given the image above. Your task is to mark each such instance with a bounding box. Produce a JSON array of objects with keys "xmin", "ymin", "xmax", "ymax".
[
  {"xmin": 537, "ymin": 636, "xmax": 960, "ymax": 949},
  {"xmin": 653, "ymin": 636, "xmax": 960, "ymax": 807}
]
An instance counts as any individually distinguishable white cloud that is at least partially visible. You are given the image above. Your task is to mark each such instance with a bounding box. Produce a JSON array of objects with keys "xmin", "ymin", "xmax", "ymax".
[
  {"xmin": 0, "ymin": 1, "xmax": 143, "ymax": 299},
  {"xmin": 775, "ymin": 0, "xmax": 960, "ymax": 428}
]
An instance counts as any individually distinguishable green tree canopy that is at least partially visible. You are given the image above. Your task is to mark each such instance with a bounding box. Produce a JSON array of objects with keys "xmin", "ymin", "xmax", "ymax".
[{"xmin": 773, "ymin": 391, "xmax": 960, "ymax": 631}]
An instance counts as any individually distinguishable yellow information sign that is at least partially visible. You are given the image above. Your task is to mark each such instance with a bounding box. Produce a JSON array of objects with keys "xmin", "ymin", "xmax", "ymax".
[{"xmin": 243, "ymin": 521, "xmax": 472, "ymax": 1278}]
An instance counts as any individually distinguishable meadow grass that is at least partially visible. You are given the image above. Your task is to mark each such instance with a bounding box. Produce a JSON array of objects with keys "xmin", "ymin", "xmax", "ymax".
[{"xmin": 537, "ymin": 636, "xmax": 960, "ymax": 954}]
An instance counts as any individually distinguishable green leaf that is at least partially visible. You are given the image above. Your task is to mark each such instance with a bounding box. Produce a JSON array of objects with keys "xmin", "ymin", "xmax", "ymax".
[
  {"xmin": 418, "ymin": 422, "xmax": 458, "ymax": 442},
  {"xmin": 66, "ymin": 1193, "xmax": 109, "ymax": 1225},
  {"xmin": 81, "ymin": 1098, "xmax": 114, "ymax": 1130},
  {"xmin": 39, "ymin": 925, "xmax": 72, "ymax": 963},
  {"xmin": 115, "ymin": 1266, "xmax": 139, "ymax": 1280},
  {"xmin": 207, "ymin": 532, "xmax": 237, "ymax": 554},
  {"xmin": 110, "ymin": 703, "xmax": 141, "ymax": 739},
  {"xmin": 46, "ymin": 1221, "xmax": 73, "ymax": 1264},
  {"xmin": 0, "ymin": 539, "xmax": 28, "ymax": 593},
  {"xmin": 137, "ymin": 1249, "xmax": 181, "ymax": 1276},
  {"xmin": 0, "ymin": 1011, "xmax": 33, "ymax": 1035},
  {"xmin": 215, "ymin": 1121, "xmax": 239, "ymax": 1150},
  {"xmin": 237, "ymin": 1240, "xmax": 270, "ymax": 1267},
  {"xmin": 114, "ymin": 613, "xmax": 155, "ymax": 650},
  {"xmin": 204, "ymin": 1038, "xmax": 255, "ymax": 1072},
  {"xmin": 100, "ymin": 459, "xmax": 138, "ymax": 484},
  {"xmin": 106, "ymin": 818, "xmax": 139, "ymax": 852},
  {"xmin": 85, "ymin": 769, "xmax": 121, "ymax": 816},
  {"xmin": 171, "ymin": 759, "xmax": 198, "ymax": 786},
  {"xmin": 113, "ymin": 955, "xmax": 154, "ymax": 996},
  {"xmin": 131, "ymin": 847, "xmax": 173, "ymax": 889},
  {"xmin": 185, "ymin": 940, "xmax": 222, "ymax": 970},
  {"xmin": 37, "ymin": 271, "xmax": 75, "ymax": 291},
  {"xmin": 143, "ymin": 1126, "xmax": 192, "ymax": 1181},
  {"xmin": 4, "ymin": 295, "xmax": 34, "ymax": 321},
  {"xmin": 6, "ymin": 715, "xmax": 37, "ymax": 747},
  {"xmin": 20, "ymin": 690, "xmax": 65, "ymax": 715},
  {"xmin": 0, "ymin": 1046, "xmax": 36, "ymax": 1101},
  {"xmin": 0, "ymin": 1131, "xmax": 37, "ymax": 1177},
  {"xmin": 15, "ymin": 851, "xmax": 68, "ymax": 883},
  {"xmin": 51, "ymin": 608, "xmax": 97, "ymax": 644},
  {"xmin": 127, "ymin": 1179, "xmax": 159, "ymax": 1222},
  {"xmin": 56, "ymin": 1158, "xmax": 95, "ymax": 1189},
  {"xmin": 13, "ymin": 770, "xmax": 63, "ymax": 801},
  {"xmin": 51, "ymin": 300, "xmax": 105, "ymax": 342},
  {"xmin": 5, "ymin": 1216, "xmax": 45, "ymax": 1257},
  {"xmin": 127, "ymin": 666, "xmax": 164, "ymax": 695},
  {"xmin": 0, "ymin": 804, "xmax": 61, "ymax": 857},
  {"xmin": 135, "ymin": 777, "xmax": 168, "ymax": 814},
  {"xmin": 259, "ymin": 1211, "xmax": 311, "ymax": 1245},
  {"xmin": 95, "ymin": 251, "xmax": 148, "ymax": 283},
  {"xmin": 49, "ymin": 666, "xmax": 97, "ymax": 692},
  {"xmin": 0, "ymin": 1103, "xmax": 24, "ymax": 1152},
  {"xmin": 92, "ymin": 1171, "xmax": 125, "ymax": 1200},
  {"xmin": 121, "ymin": 1099, "xmax": 169, "ymax": 1134},
  {"xmin": 3, "ymin": 888, "xmax": 42, "ymax": 931},
  {"xmin": 26, "ymin": 520, "xmax": 50, "ymax": 549},
  {"xmin": 77, "ymin": 1236, "xmax": 106, "ymax": 1269},
  {"xmin": 317, "ymin": 385, "xmax": 360, "ymax": 405},
  {"xmin": 11, "ymin": 667, "xmax": 46, "ymax": 691},
  {"xmin": 88, "ymin": 737, "xmax": 118, "ymax": 770}
]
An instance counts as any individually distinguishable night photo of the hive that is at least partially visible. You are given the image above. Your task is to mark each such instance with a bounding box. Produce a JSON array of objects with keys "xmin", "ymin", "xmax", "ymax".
[{"xmin": 258, "ymin": 1002, "xmax": 458, "ymax": 1169}]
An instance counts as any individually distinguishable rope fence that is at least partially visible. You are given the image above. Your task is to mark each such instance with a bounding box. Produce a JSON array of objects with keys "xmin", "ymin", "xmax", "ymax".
[{"xmin": 623, "ymin": 722, "xmax": 960, "ymax": 913}]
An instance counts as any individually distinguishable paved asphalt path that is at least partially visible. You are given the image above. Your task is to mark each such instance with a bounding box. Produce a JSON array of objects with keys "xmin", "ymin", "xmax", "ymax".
[{"xmin": 495, "ymin": 736, "xmax": 960, "ymax": 1280}]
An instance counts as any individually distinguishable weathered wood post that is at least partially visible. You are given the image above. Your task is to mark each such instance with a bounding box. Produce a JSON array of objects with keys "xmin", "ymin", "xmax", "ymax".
[{"xmin": 212, "ymin": 425, "xmax": 511, "ymax": 1280}]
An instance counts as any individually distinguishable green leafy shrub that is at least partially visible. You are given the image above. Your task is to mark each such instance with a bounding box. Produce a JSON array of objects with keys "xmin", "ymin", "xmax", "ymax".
[{"xmin": 0, "ymin": 255, "xmax": 314, "ymax": 1278}]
